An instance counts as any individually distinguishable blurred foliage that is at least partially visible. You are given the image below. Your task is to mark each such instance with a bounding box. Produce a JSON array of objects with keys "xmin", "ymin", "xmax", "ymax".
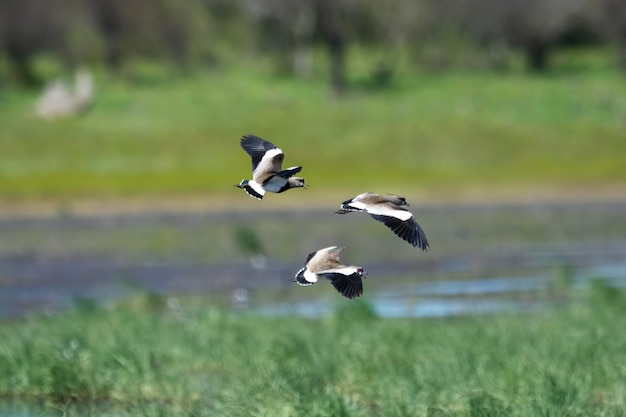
[
  {"xmin": 588, "ymin": 277, "xmax": 626, "ymax": 311},
  {"xmin": 1, "ymin": 0, "xmax": 626, "ymax": 90},
  {"xmin": 333, "ymin": 298, "xmax": 378, "ymax": 322},
  {"xmin": 233, "ymin": 226, "xmax": 265, "ymax": 256}
]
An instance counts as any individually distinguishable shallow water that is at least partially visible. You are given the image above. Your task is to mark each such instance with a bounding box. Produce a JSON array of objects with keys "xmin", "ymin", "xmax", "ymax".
[
  {"xmin": 1, "ymin": 200, "xmax": 625, "ymax": 319},
  {"xmin": 258, "ymin": 261, "xmax": 626, "ymax": 318},
  {"xmin": 0, "ymin": 403, "xmax": 50, "ymax": 417}
]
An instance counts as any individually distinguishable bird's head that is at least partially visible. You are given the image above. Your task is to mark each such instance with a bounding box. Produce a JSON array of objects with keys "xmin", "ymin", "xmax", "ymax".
[
  {"xmin": 357, "ymin": 267, "xmax": 367, "ymax": 278},
  {"xmin": 289, "ymin": 177, "xmax": 306, "ymax": 189},
  {"xmin": 292, "ymin": 267, "xmax": 305, "ymax": 282}
]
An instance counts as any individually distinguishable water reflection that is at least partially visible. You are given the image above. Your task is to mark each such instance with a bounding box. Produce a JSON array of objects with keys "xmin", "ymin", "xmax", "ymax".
[
  {"xmin": 257, "ymin": 262, "xmax": 626, "ymax": 319},
  {"xmin": 0, "ymin": 402, "xmax": 47, "ymax": 417},
  {"xmin": 258, "ymin": 297, "xmax": 546, "ymax": 319}
]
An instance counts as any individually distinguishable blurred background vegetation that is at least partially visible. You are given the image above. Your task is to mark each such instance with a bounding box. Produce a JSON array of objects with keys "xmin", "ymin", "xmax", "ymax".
[
  {"xmin": 2, "ymin": 0, "xmax": 626, "ymax": 87},
  {"xmin": 1, "ymin": 0, "xmax": 626, "ymax": 205},
  {"xmin": 2, "ymin": 3, "xmax": 626, "ymax": 414}
]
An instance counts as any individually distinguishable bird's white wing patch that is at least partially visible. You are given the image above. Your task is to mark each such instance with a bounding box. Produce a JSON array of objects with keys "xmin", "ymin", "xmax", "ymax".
[
  {"xmin": 322, "ymin": 266, "xmax": 359, "ymax": 276},
  {"xmin": 365, "ymin": 203, "xmax": 413, "ymax": 221},
  {"xmin": 253, "ymin": 148, "xmax": 283, "ymax": 180}
]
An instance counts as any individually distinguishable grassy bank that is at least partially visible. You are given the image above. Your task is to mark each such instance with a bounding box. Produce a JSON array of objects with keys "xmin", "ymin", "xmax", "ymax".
[
  {"xmin": 1, "ymin": 50, "xmax": 626, "ymax": 202},
  {"xmin": 1, "ymin": 283, "xmax": 625, "ymax": 417}
]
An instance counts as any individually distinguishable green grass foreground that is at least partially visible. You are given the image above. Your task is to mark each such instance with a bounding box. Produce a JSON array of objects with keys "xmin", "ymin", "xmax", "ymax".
[
  {"xmin": 1, "ymin": 49, "xmax": 626, "ymax": 201},
  {"xmin": 1, "ymin": 285, "xmax": 626, "ymax": 416}
]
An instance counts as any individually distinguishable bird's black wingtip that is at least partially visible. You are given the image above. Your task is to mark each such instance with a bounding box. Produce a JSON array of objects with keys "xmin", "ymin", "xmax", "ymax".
[
  {"xmin": 415, "ymin": 228, "xmax": 430, "ymax": 251},
  {"xmin": 241, "ymin": 133, "xmax": 260, "ymax": 141},
  {"xmin": 327, "ymin": 273, "xmax": 363, "ymax": 300},
  {"xmin": 416, "ymin": 242, "xmax": 430, "ymax": 251}
]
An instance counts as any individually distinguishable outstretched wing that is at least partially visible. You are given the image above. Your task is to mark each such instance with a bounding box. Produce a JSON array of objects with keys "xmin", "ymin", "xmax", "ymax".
[
  {"xmin": 240, "ymin": 134, "xmax": 277, "ymax": 158},
  {"xmin": 322, "ymin": 246, "xmax": 344, "ymax": 262},
  {"xmin": 306, "ymin": 246, "xmax": 344, "ymax": 272},
  {"xmin": 369, "ymin": 213, "xmax": 429, "ymax": 250},
  {"xmin": 320, "ymin": 269, "xmax": 363, "ymax": 299},
  {"xmin": 274, "ymin": 166, "xmax": 302, "ymax": 179},
  {"xmin": 240, "ymin": 135, "xmax": 284, "ymax": 175},
  {"xmin": 304, "ymin": 250, "xmax": 318, "ymax": 265}
]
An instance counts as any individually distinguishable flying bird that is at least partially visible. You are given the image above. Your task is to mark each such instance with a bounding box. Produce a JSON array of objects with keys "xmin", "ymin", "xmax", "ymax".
[
  {"xmin": 336, "ymin": 192, "xmax": 430, "ymax": 250},
  {"xmin": 235, "ymin": 134, "xmax": 305, "ymax": 200},
  {"xmin": 292, "ymin": 246, "xmax": 366, "ymax": 299}
]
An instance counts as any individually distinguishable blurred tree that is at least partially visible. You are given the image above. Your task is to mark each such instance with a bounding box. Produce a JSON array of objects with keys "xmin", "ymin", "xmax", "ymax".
[
  {"xmin": 315, "ymin": 0, "xmax": 349, "ymax": 94},
  {"xmin": 355, "ymin": 0, "xmax": 423, "ymax": 85},
  {"xmin": 1, "ymin": 0, "xmax": 625, "ymax": 87},
  {"xmin": 154, "ymin": 0, "xmax": 213, "ymax": 71},
  {"xmin": 88, "ymin": 0, "xmax": 211, "ymax": 73},
  {"xmin": 462, "ymin": 0, "xmax": 588, "ymax": 71},
  {"xmin": 59, "ymin": 2, "xmax": 106, "ymax": 69},
  {"xmin": 0, "ymin": 0, "xmax": 66, "ymax": 86},
  {"xmin": 241, "ymin": 0, "xmax": 316, "ymax": 78},
  {"xmin": 409, "ymin": 0, "xmax": 470, "ymax": 71},
  {"xmin": 597, "ymin": 0, "xmax": 626, "ymax": 71},
  {"xmin": 241, "ymin": 0, "xmax": 356, "ymax": 94}
]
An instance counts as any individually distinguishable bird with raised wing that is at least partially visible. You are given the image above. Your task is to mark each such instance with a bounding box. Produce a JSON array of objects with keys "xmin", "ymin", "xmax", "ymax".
[
  {"xmin": 235, "ymin": 134, "xmax": 305, "ymax": 200},
  {"xmin": 292, "ymin": 246, "xmax": 365, "ymax": 299},
  {"xmin": 336, "ymin": 192, "xmax": 430, "ymax": 250}
]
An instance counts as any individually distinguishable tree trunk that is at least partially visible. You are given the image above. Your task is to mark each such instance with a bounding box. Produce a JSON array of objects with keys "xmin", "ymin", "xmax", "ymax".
[
  {"xmin": 316, "ymin": 0, "xmax": 347, "ymax": 95},
  {"xmin": 327, "ymin": 38, "xmax": 346, "ymax": 95},
  {"xmin": 291, "ymin": 8, "xmax": 316, "ymax": 79},
  {"xmin": 618, "ymin": 27, "xmax": 626, "ymax": 73},
  {"xmin": 5, "ymin": 43, "xmax": 40, "ymax": 87},
  {"xmin": 525, "ymin": 39, "xmax": 549, "ymax": 72},
  {"xmin": 104, "ymin": 44, "xmax": 124, "ymax": 73},
  {"xmin": 293, "ymin": 41, "xmax": 313, "ymax": 79}
]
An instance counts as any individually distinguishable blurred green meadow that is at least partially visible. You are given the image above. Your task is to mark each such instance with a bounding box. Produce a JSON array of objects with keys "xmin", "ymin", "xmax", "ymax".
[
  {"xmin": 2, "ymin": 47, "xmax": 626, "ymax": 417},
  {"xmin": 1, "ymin": 48, "xmax": 626, "ymax": 204},
  {"xmin": 1, "ymin": 282, "xmax": 626, "ymax": 417}
]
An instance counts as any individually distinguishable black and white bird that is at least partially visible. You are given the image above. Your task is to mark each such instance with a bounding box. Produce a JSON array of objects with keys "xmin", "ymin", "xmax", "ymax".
[
  {"xmin": 292, "ymin": 246, "xmax": 366, "ymax": 300},
  {"xmin": 235, "ymin": 134, "xmax": 305, "ymax": 200},
  {"xmin": 336, "ymin": 192, "xmax": 430, "ymax": 250}
]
